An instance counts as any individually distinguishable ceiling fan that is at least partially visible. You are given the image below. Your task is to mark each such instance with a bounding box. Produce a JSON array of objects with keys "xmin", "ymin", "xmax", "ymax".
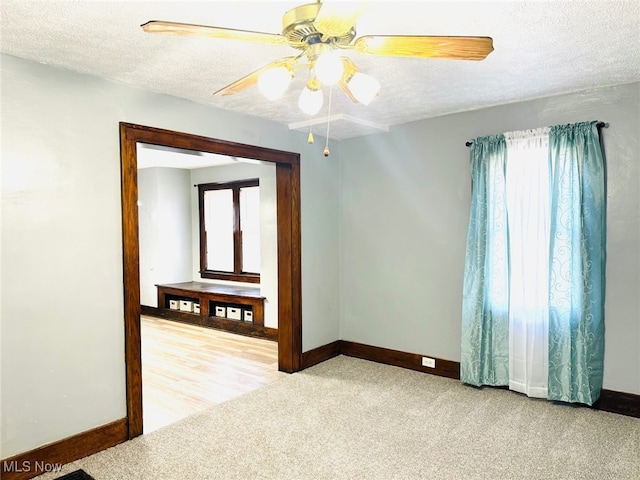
[{"xmin": 141, "ymin": 0, "xmax": 494, "ymax": 116}]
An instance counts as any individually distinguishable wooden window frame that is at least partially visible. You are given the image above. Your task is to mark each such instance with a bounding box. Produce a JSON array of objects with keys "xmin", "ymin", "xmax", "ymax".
[{"xmin": 198, "ymin": 179, "xmax": 260, "ymax": 283}]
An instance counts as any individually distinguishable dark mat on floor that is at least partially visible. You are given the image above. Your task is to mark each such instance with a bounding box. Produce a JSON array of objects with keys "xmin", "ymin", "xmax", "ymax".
[{"xmin": 55, "ymin": 470, "xmax": 95, "ymax": 480}]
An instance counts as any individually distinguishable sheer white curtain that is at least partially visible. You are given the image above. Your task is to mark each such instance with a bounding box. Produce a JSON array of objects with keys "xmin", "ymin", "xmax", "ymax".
[
  {"xmin": 504, "ymin": 128, "xmax": 550, "ymax": 398},
  {"xmin": 462, "ymin": 122, "xmax": 606, "ymax": 404}
]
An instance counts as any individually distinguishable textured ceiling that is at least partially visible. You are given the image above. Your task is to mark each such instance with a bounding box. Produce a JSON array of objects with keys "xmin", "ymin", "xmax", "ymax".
[{"xmin": 1, "ymin": 1, "xmax": 639, "ymax": 140}]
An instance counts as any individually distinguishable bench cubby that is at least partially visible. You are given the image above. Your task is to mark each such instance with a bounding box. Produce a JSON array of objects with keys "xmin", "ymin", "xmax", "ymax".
[{"xmin": 154, "ymin": 281, "xmax": 275, "ymax": 340}]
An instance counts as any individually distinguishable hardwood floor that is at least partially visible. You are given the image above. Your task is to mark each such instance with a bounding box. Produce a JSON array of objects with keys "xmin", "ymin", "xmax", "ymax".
[{"xmin": 141, "ymin": 315, "xmax": 286, "ymax": 433}]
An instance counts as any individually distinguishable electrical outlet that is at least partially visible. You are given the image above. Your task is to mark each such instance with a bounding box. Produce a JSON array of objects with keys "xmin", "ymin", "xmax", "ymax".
[{"xmin": 421, "ymin": 356, "xmax": 436, "ymax": 368}]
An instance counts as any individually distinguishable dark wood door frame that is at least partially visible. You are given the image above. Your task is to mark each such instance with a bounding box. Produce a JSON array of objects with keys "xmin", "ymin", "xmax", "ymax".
[{"xmin": 119, "ymin": 123, "xmax": 302, "ymax": 439}]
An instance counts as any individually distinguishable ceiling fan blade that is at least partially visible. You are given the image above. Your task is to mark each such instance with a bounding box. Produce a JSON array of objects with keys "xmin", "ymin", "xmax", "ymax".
[
  {"xmin": 213, "ymin": 57, "xmax": 297, "ymax": 96},
  {"xmin": 353, "ymin": 35, "xmax": 494, "ymax": 60},
  {"xmin": 313, "ymin": 1, "xmax": 363, "ymax": 38},
  {"xmin": 141, "ymin": 20, "xmax": 287, "ymax": 45}
]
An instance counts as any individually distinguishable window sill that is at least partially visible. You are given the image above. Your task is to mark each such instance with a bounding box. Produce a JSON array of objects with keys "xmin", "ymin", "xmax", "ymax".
[{"xmin": 200, "ymin": 271, "xmax": 260, "ymax": 284}]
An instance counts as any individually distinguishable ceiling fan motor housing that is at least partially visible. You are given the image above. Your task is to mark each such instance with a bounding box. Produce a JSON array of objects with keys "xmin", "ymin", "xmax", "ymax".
[{"xmin": 281, "ymin": 2, "xmax": 356, "ymax": 49}]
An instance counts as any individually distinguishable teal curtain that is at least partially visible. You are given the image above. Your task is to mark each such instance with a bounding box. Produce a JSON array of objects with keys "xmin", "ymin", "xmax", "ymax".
[
  {"xmin": 547, "ymin": 121, "xmax": 606, "ymax": 405},
  {"xmin": 461, "ymin": 135, "xmax": 510, "ymax": 387},
  {"xmin": 461, "ymin": 121, "xmax": 606, "ymax": 405}
]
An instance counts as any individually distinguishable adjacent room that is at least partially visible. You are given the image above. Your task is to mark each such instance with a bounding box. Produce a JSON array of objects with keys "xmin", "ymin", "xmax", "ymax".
[
  {"xmin": 136, "ymin": 144, "xmax": 284, "ymax": 432},
  {"xmin": 1, "ymin": 1, "xmax": 638, "ymax": 479}
]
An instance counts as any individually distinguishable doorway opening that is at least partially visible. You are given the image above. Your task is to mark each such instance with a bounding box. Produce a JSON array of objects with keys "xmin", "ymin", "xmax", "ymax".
[{"xmin": 119, "ymin": 123, "xmax": 302, "ymax": 439}]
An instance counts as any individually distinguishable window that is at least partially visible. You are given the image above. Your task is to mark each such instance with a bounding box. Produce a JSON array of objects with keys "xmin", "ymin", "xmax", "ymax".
[
  {"xmin": 461, "ymin": 121, "xmax": 606, "ymax": 405},
  {"xmin": 198, "ymin": 179, "xmax": 260, "ymax": 283}
]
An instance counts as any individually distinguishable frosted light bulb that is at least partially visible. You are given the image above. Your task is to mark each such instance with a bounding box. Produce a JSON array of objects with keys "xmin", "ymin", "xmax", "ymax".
[
  {"xmin": 257, "ymin": 67, "xmax": 292, "ymax": 100},
  {"xmin": 348, "ymin": 72, "xmax": 381, "ymax": 105},
  {"xmin": 298, "ymin": 87, "xmax": 323, "ymax": 116},
  {"xmin": 315, "ymin": 51, "xmax": 344, "ymax": 86}
]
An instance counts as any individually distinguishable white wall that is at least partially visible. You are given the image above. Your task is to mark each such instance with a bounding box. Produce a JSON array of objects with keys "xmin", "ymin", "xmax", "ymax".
[
  {"xmin": 189, "ymin": 162, "xmax": 279, "ymax": 329},
  {"xmin": 138, "ymin": 167, "xmax": 193, "ymax": 307},
  {"xmin": 0, "ymin": 54, "xmax": 341, "ymax": 458},
  {"xmin": 300, "ymin": 143, "xmax": 341, "ymax": 349},
  {"xmin": 339, "ymin": 82, "xmax": 640, "ymax": 395}
]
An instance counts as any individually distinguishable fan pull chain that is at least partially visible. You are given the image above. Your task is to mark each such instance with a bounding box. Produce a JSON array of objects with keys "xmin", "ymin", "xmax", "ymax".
[
  {"xmin": 308, "ymin": 115, "xmax": 314, "ymax": 144},
  {"xmin": 305, "ymin": 64, "xmax": 315, "ymax": 144},
  {"xmin": 324, "ymin": 85, "xmax": 333, "ymax": 157}
]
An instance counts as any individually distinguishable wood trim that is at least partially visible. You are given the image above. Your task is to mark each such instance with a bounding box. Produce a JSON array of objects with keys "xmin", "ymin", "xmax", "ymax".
[
  {"xmin": 123, "ymin": 123, "xmax": 299, "ymax": 165},
  {"xmin": 276, "ymin": 165, "xmax": 293, "ymax": 371},
  {"xmin": 291, "ymin": 160, "xmax": 303, "ymax": 370},
  {"xmin": 197, "ymin": 178, "xmax": 261, "ymax": 282},
  {"xmin": 594, "ymin": 389, "xmax": 640, "ymax": 418},
  {"xmin": 301, "ymin": 341, "xmax": 342, "ymax": 369},
  {"xmin": 141, "ymin": 305, "xmax": 278, "ymax": 341},
  {"xmin": 141, "ymin": 305, "xmax": 160, "ymax": 316},
  {"xmin": 233, "ymin": 186, "xmax": 242, "ymax": 273},
  {"xmin": 340, "ymin": 340, "xmax": 461, "ymax": 380},
  {"xmin": 299, "ymin": 340, "xmax": 459, "ymax": 380},
  {"xmin": 119, "ymin": 123, "xmax": 143, "ymax": 439},
  {"xmin": 0, "ymin": 419, "xmax": 127, "ymax": 480},
  {"xmin": 198, "ymin": 181, "xmax": 207, "ymax": 275},
  {"xmin": 120, "ymin": 123, "xmax": 303, "ymax": 440},
  {"xmin": 276, "ymin": 162, "xmax": 302, "ymax": 373},
  {"xmin": 198, "ymin": 179, "xmax": 261, "ymax": 190},
  {"xmin": 155, "ymin": 282, "xmax": 264, "ymax": 296},
  {"xmin": 336, "ymin": 340, "xmax": 640, "ymax": 418},
  {"xmin": 199, "ymin": 271, "xmax": 261, "ymax": 283}
]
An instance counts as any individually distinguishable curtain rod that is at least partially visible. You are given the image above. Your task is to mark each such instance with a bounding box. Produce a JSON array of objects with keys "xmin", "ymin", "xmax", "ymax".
[{"xmin": 465, "ymin": 121, "xmax": 609, "ymax": 147}]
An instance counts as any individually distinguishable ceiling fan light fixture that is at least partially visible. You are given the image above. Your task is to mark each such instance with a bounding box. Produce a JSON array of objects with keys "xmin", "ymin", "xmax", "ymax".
[
  {"xmin": 257, "ymin": 66, "xmax": 293, "ymax": 100},
  {"xmin": 314, "ymin": 50, "xmax": 344, "ymax": 86},
  {"xmin": 142, "ymin": 4, "xmax": 495, "ymax": 154},
  {"xmin": 298, "ymin": 86, "xmax": 323, "ymax": 116},
  {"xmin": 348, "ymin": 72, "xmax": 381, "ymax": 105}
]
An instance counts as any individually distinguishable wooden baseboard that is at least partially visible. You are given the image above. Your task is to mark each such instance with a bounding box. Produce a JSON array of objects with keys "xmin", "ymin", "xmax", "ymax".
[
  {"xmin": 141, "ymin": 305, "xmax": 163, "ymax": 318},
  {"xmin": 340, "ymin": 340, "xmax": 461, "ymax": 380},
  {"xmin": 300, "ymin": 340, "xmax": 459, "ymax": 380},
  {"xmin": 0, "ymin": 418, "xmax": 128, "ymax": 480},
  {"xmin": 141, "ymin": 305, "xmax": 278, "ymax": 341},
  {"xmin": 303, "ymin": 340, "xmax": 640, "ymax": 418},
  {"xmin": 594, "ymin": 389, "xmax": 640, "ymax": 418},
  {"xmin": 301, "ymin": 341, "xmax": 342, "ymax": 369}
]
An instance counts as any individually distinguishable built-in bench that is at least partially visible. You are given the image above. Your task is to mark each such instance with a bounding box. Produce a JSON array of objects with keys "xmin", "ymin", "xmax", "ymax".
[{"xmin": 147, "ymin": 281, "xmax": 276, "ymax": 340}]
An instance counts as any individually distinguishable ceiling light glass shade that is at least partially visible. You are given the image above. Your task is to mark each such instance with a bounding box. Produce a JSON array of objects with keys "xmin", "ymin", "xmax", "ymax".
[
  {"xmin": 348, "ymin": 72, "xmax": 381, "ymax": 105},
  {"xmin": 257, "ymin": 66, "xmax": 292, "ymax": 100},
  {"xmin": 298, "ymin": 87, "xmax": 323, "ymax": 116},
  {"xmin": 315, "ymin": 51, "xmax": 344, "ymax": 85}
]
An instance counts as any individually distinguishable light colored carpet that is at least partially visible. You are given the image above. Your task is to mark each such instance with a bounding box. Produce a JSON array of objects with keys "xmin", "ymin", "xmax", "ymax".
[{"xmin": 38, "ymin": 356, "xmax": 639, "ymax": 480}]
